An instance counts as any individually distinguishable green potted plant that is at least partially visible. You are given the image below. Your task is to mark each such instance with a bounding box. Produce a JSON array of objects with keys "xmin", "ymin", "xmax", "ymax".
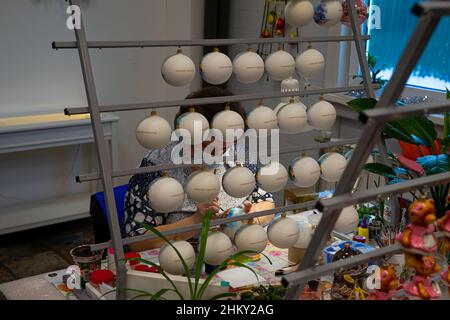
[{"xmin": 105, "ymin": 211, "xmax": 272, "ymax": 300}]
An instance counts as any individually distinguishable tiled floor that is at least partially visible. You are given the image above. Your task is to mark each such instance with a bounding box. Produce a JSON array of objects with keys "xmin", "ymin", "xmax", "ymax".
[{"xmin": 0, "ymin": 218, "xmax": 95, "ymax": 284}]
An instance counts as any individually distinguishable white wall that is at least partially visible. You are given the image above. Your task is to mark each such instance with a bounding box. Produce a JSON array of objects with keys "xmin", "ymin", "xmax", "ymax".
[{"xmin": 0, "ymin": 1, "xmax": 204, "ymax": 210}]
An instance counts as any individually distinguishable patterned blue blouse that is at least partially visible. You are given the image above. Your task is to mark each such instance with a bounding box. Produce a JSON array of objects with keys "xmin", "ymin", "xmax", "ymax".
[{"xmin": 123, "ymin": 142, "xmax": 274, "ymax": 238}]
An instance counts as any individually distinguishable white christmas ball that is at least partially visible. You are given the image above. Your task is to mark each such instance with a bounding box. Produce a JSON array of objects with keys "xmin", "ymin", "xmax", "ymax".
[
  {"xmin": 233, "ymin": 50, "xmax": 265, "ymax": 84},
  {"xmin": 294, "ymin": 221, "xmax": 314, "ymax": 248},
  {"xmin": 285, "ymin": 0, "xmax": 315, "ymax": 27},
  {"xmin": 281, "ymin": 77, "xmax": 301, "ymax": 104},
  {"xmin": 247, "ymin": 105, "xmax": 278, "ymax": 130},
  {"xmin": 185, "ymin": 170, "xmax": 220, "ymax": 203},
  {"xmin": 222, "ymin": 166, "xmax": 256, "ymax": 198},
  {"xmin": 314, "ymin": 0, "xmax": 343, "ymax": 27},
  {"xmin": 274, "ymin": 101, "xmax": 308, "ymax": 134},
  {"xmin": 296, "ymin": 48, "xmax": 325, "ymax": 78},
  {"xmin": 200, "ymin": 49, "xmax": 233, "ymax": 85},
  {"xmin": 308, "ymin": 100, "xmax": 337, "ymax": 130},
  {"xmin": 234, "ymin": 224, "xmax": 268, "ymax": 253},
  {"xmin": 135, "ymin": 113, "xmax": 172, "ymax": 149},
  {"xmin": 159, "ymin": 240, "xmax": 196, "ymax": 275},
  {"xmin": 222, "ymin": 208, "xmax": 247, "ymax": 240},
  {"xmin": 335, "ymin": 206, "xmax": 359, "ymax": 234},
  {"xmin": 265, "ymin": 50, "xmax": 295, "ymax": 81},
  {"xmin": 256, "ymin": 162, "xmax": 289, "ymax": 193},
  {"xmin": 211, "ymin": 108, "xmax": 245, "ymax": 142},
  {"xmin": 161, "ymin": 51, "xmax": 196, "ymax": 87},
  {"xmin": 267, "ymin": 217, "xmax": 300, "ymax": 249},
  {"xmin": 204, "ymin": 231, "xmax": 234, "ymax": 266},
  {"xmin": 176, "ymin": 109, "xmax": 210, "ymax": 145},
  {"xmin": 147, "ymin": 177, "xmax": 185, "ymax": 213},
  {"xmin": 289, "ymin": 156, "xmax": 321, "ymax": 188},
  {"xmin": 319, "ymin": 152, "xmax": 347, "ymax": 183}
]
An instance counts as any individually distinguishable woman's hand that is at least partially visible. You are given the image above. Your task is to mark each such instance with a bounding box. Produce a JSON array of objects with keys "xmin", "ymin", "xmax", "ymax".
[
  {"xmin": 194, "ymin": 197, "xmax": 221, "ymax": 221},
  {"xmin": 242, "ymin": 200, "xmax": 275, "ymax": 225}
]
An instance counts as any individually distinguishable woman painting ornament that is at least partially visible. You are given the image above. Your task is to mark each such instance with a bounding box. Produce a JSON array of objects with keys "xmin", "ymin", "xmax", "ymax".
[{"xmin": 122, "ymin": 87, "xmax": 275, "ymax": 251}]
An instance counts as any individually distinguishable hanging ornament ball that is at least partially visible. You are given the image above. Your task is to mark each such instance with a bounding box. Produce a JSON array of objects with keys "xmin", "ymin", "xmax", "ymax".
[
  {"xmin": 285, "ymin": 0, "xmax": 314, "ymax": 27},
  {"xmin": 147, "ymin": 176, "xmax": 185, "ymax": 213},
  {"xmin": 211, "ymin": 107, "xmax": 245, "ymax": 142},
  {"xmin": 222, "ymin": 207, "xmax": 247, "ymax": 240},
  {"xmin": 256, "ymin": 161, "xmax": 289, "ymax": 193},
  {"xmin": 341, "ymin": 0, "xmax": 369, "ymax": 27},
  {"xmin": 204, "ymin": 231, "xmax": 234, "ymax": 266},
  {"xmin": 296, "ymin": 48, "xmax": 325, "ymax": 78},
  {"xmin": 200, "ymin": 49, "xmax": 233, "ymax": 85},
  {"xmin": 185, "ymin": 170, "xmax": 220, "ymax": 203},
  {"xmin": 307, "ymin": 99, "xmax": 337, "ymax": 130},
  {"xmin": 161, "ymin": 50, "xmax": 196, "ymax": 87},
  {"xmin": 135, "ymin": 112, "xmax": 172, "ymax": 150},
  {"xmin": 247, "ymin": 105, "xmax": 278, "ymax": 130},
  {"xmin": 319, "ymin": 152, "xmax": 347, "ymax": 183},
  {"xmin": 222, "ymin": 166, "xmax": 256, "ymax": 198},
  {"xmin": 233, "ymin": 50, "xmax": 265, "ymax": 84},
  {"xmin": 281, "ymin": 77, "xmax": 301, "ymax": 103},
  {"xmin": 176, "ymin": 108, "xmax": 210, "ymax": 145},
  {"xmin": 234, "ymin": 224, "xmax": 268, "ymax": 253},
  {"xmin": 314, "ymin": 0, "xmax": 344, "ymax": 27},
  {"xmin": 294, "ymin": 221, "xmax": 314, "ymax": 248},
  {"xmin": 267, "ymin": 216, "xmax": 300, "ymax": 249},
  {"xmin": 265, "ymin": 49, "xmax": 295, "ymax": 81},
  {"xmin": 158, "ymin": 240, "xmax": 196, "ymax": 275},
  {"xmin": 334, "ymin": 206, "xmax": 359, "ymax": 234},
  {"xmin": 274, "ymin": 100, "xmax": 308, "ymax": 134},
  {"xmin": 289, "ymin": 156, "xmax": 321, "ymax": 188}
]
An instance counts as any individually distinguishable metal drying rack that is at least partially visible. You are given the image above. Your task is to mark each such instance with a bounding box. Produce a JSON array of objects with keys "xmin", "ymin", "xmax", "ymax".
[{"xmin": 52, "ymin": 0, "xmax": 450, "ymax": 299}]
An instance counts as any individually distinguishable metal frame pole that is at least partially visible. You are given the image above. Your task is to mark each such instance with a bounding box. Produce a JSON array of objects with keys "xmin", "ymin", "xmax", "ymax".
[{"xmin": 68, "ymin": 0, "xmax": 127, "ymax": 299}]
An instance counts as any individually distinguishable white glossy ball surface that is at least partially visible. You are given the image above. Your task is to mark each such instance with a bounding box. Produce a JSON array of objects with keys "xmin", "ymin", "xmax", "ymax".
[
  {"xmin": 256, "ymin": 162, "xmax": 289, "ymax": 193},
  {"xmin": 233, "ymin": 51, "xmax": 265, "ymax": 84},
  {"xmin": 211, "ymin": 109, "xmax": 245, "ymax": 142},
  {"xmin": 185, "ymin": 170, "xmax": 220, "ymax": 203},
  {"xmin": 204, "ymin": 231, "xmax": 234, "ymax": 265},
  {"xmin": 222, "ymin": 166, "xmax": 256, "ymax": 198},
  {"xmin": 308, "ymin": 100, "xmax": 337, "ymax": 130},
  {"xmin": 161, "ymin": 52, "xmax": 196, "ymax": 87},
  {"xmin": 247, "ymin": 105, "xmax": 278, "ymax": 130},
  {"xmin": 267, "ymin": 217, "xmax": 300, "ymax": 248},
  {"xmin": 296, "ymin": 48, "xmax": 325, "ymax": 78},
  {"xmin": 319, "ymin": 152, "xmax": 347, "ymax": 183},
  {"xmin": 234, "ymin": 224, "xmax": 268, "ymax": 253},
  {"xmin": 265, "ymin": 50, "xmax": 295, "ymax": 81},
  {"xmin": 285, "ymin": 0, "xmax": 314, "ymax": 27},
  {"xmin": 176, "ymin": 111, "xmax": 210, "ymax": 145},
  {"xmin": 289, "ymin": 156, "xmax": 321, "ymax": 188},
  {"xmin": 135, "ymin": 114, "xmax": 172, "ymax": 149},
  {"xmin": 314, "ymin": 0, "xmax": 343, "ymax": 27},
  {"xmin": 147, "ymin": 177, "xmax": 185, "ymax": 213},
  {"xmin": 200, "ymin": 51, "xmax": 233, "ymax": 85},
  {"xmin": 159, "ymin": 240, "xmax": 196, "ymax": 275},
  {"xmin": 335, "ymin": 206, "xmax": 359, "ymax": 234},
  {"xmin": 275, "ymin": 101, "xmax": 308, "ymax": 134}
]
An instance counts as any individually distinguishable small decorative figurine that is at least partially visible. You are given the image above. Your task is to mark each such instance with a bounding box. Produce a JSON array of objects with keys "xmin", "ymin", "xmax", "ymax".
[
  {"xmin": 396, "ymin": 199, "xmax": 438, "ymax": 255},
  {"xmin": 437, "ymin": 210, "xmax": 450, "ymax": 250}
]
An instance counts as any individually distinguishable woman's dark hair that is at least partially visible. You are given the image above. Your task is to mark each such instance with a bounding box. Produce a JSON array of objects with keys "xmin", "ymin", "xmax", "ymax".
[{"xmin": 175, "ymin": 86, "xmax": 246, "ymax": 126}]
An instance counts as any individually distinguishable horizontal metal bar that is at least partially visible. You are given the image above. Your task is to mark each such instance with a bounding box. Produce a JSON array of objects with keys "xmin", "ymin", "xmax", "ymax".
[
  {"xmin": 90, "ymin": 200, "xmax": 317, "ymax": 251},
  {"xmin": 52, "ymin": 35, "xmax": 370, "ymax": 50},
  {"xmin": 65, "ymin": 86, "xmax": 369, "ymax": 115},
  {"xmin": 360, "ymin": 100, "xmax": 450, "ymax": 124},
  {"xmin": 77, "ymin": 138, "xmax": 359, "ymax": 183},
  {"xmin": 412, "ymin": 2, "xmax": 450, "ymax": 17},
  {"xmin": 317, "ymin": 171, "xmax": 450, "ymax": 212},
  {"xmin": 281, "ymin": 243, "xmax": 403, "ymax": 287},
  {"xmin": 282, "ymin": 231, "xmax": 443, "ymax": 288}
]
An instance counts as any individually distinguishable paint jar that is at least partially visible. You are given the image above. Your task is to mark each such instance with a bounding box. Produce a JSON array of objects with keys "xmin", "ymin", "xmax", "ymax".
[{"xmin": 70, "ymin": 245, "xmax": 104, "ymax": 286}]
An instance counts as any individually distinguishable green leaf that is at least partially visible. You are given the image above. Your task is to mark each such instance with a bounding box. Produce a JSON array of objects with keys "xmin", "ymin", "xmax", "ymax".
[
  {"xmin": 347, "ymin": 98, "xmax": 378, "ymax": 112},
  {"xmin": 384, "ymin": 117, "xmax": 437, "ymax": 147},
  {"xmin": 150, "ymin": 288, "xmax": 176, "ymax": 300},
  {"xmin": 364, "ymin": 163, "xmax": 397, "ymax": 178},
  {"xmin": 193, "ymin": 211, "xmax": 214, "ymax": 299},
  {"xmin": 416, "ymin": 154, "xmax": 450, "ymax": 175},
  {"xmin": 383, "ymin": 122, "xmax": 417, "ymax": 144},
  {"xmin": 209, "ymin": 292, "xmax": 237, "ymax": 300},
  {"xmin": 446, "ymin": 87, "xmax": 450, "ymax": 100}
]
